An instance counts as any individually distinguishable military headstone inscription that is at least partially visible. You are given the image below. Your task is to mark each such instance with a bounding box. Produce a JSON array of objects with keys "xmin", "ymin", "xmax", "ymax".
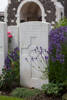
[{"xmin": 19, "ymin": 21, "xmax": 51, "ymax": 89}]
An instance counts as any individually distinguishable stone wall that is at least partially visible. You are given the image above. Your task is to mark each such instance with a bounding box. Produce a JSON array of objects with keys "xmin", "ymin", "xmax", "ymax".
[
  {"xmin": 7, "ymin": 0, "xmax": 56, "ymax": 25},
  {"xmin": 8, "ymin": 26, "xmax": 19, "ymax": 50}
]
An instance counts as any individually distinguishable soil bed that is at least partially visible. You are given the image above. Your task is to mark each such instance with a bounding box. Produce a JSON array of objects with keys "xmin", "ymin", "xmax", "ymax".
[
  {"xmin": 27, "ymin": 93, "xmax": 62, "ymax": 100},
  {"xmin": 0, "ymin": 87, "xmax": 63, "ymax": 100}
]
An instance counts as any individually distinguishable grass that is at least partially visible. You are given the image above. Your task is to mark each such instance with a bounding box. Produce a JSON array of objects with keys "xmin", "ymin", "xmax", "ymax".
[
  {"xmin": 10, "ymin": 87, "xmax": 41, "ymax": 98},
  {"xmin": 0, "ymin": 95, "xmax": 24, "ymax": 100}
]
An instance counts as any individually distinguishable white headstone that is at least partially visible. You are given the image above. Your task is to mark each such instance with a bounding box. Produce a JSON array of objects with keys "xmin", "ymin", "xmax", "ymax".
[
  {"xmin": 19, "ymin": 21, "xmax": 51, "ymax": 89},
  {"xmin": 0, "ymin": 22, "xmax": 8, "ymax": 74}
]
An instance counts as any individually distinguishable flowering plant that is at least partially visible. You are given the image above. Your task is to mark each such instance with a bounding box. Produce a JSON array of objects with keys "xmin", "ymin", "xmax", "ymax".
[
  {"xmin": 49, "ymin": 26, "xmax": 67, "ymax": 83},
  {"xmin": 0, "ymin": 47, "xmax": 20, "ymax": 90},
  {"xmin": 55, "ymin": 18, "xmax": 67, "ymax": 28},
  {"xmin": 8, "ymin": 32, "xmax": 13, "ymax": 43}
]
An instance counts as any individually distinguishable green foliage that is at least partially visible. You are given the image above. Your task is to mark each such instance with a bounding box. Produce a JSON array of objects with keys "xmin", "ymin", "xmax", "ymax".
[
  {"xmin": 49, "ymin": 20, "xmax": 67, "ymax": 83},
  {"xmin": 0, "ymin": 96, "xmax": 23, "ymax": 100},
  {"xmin": 42, "ymin": 67, "xmax": 49, "ymax": 80},
  {"xmin": 0, "ymin": 68, "xmax": 14, "ymax": 90},
  {"xmin": 10, "ymin": 88, "xmax": 41, "ymax": 98},
  {"xmin": 49, "ymin": 60, "xmax": 64, "ymax": 83},
  {"xmin": 0, "ymin": 48, "xmax": 20, "ymax": 91},
  {"xmin": 42, "ymin": 83, "xmax": 63, "ymax": 96},
  {"xmin": 55, "ymin": 18, "xmax": 67, "ymax": 28},
  {"xmin": 0, "ymin": 62, "xmax": 20, "ymax": 91},
  {"xmin": 49, "ymin": 43, "xmax": 67, "ymax": 83},
  {"xmin": 63, "ymin": 80, "xmax": 67, "ymax": 88}
]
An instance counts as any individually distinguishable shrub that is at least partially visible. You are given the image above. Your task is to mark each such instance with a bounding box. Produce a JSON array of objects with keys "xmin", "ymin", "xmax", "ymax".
[
  {"xmin": 55, "ymin": 18, "xmax": 67, "ymax": 28},
  {"xmin": 0, "ymin": 47, "xmax": 20, "ymax": 91},
  {"xmin": 63, "ymin": 80, "xmax": 67, "ymax": 89},
  {"xmin": 42, "ymin": 83, "xmax": 63, "ymax": 96},
  {"xmin": 49, "ymin": 26, "xmax": 67, "ymax": 83},
  {"xmin": 10, "ymin": 88, "xmax": 41, "ymax": 98}
]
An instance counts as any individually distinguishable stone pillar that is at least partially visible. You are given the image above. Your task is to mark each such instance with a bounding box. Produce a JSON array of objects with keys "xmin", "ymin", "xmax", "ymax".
[
  {"xmin": 55, "ymin": 2, "xmax": 64, "ymax": 22},
  {"xmin": 0, "ymin": 22, "xmax": 8, "ymax": 74}
]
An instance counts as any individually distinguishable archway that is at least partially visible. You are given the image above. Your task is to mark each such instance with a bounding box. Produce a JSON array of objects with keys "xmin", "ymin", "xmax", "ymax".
[
  {"xmin": 20, "ymin": 2, "xmax": 42, "ymax": 22},
  {"xmin": 17, "ymin": 0, "xmax": 45, "ymax": 24}
]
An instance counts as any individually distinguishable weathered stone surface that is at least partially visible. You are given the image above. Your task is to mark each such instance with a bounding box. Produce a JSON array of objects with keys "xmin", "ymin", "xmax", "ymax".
[
  {"xmin": 19, "ymin": 21, "xmax": 51, "ymax": 89},
  {"xmin": 0, "ymin": 22, "xmax": 8, "ymax": 74}
]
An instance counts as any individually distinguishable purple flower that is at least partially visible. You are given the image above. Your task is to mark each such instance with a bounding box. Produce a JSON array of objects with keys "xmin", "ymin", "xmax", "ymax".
[
  {"xmin": 5, "ymin": 56, "xmax": 11, "ymax": 68},
  {"xmin": 4, "ymin": 47, "xmax": 19, "ymax": 70},
  {"xmin": 51, "ymin": 56, "xmax": 56, "ymax": 62},
  {"xmin": 60, "ymin": 59, "xmax": 64, "ymax": 64},
  {"xmin": 45, "ymin": 56, "xmax": 48, "ymax": 60},
  {"xmin": 49, "ymin": 26, "xmax": 67, "ymax": 64}
]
